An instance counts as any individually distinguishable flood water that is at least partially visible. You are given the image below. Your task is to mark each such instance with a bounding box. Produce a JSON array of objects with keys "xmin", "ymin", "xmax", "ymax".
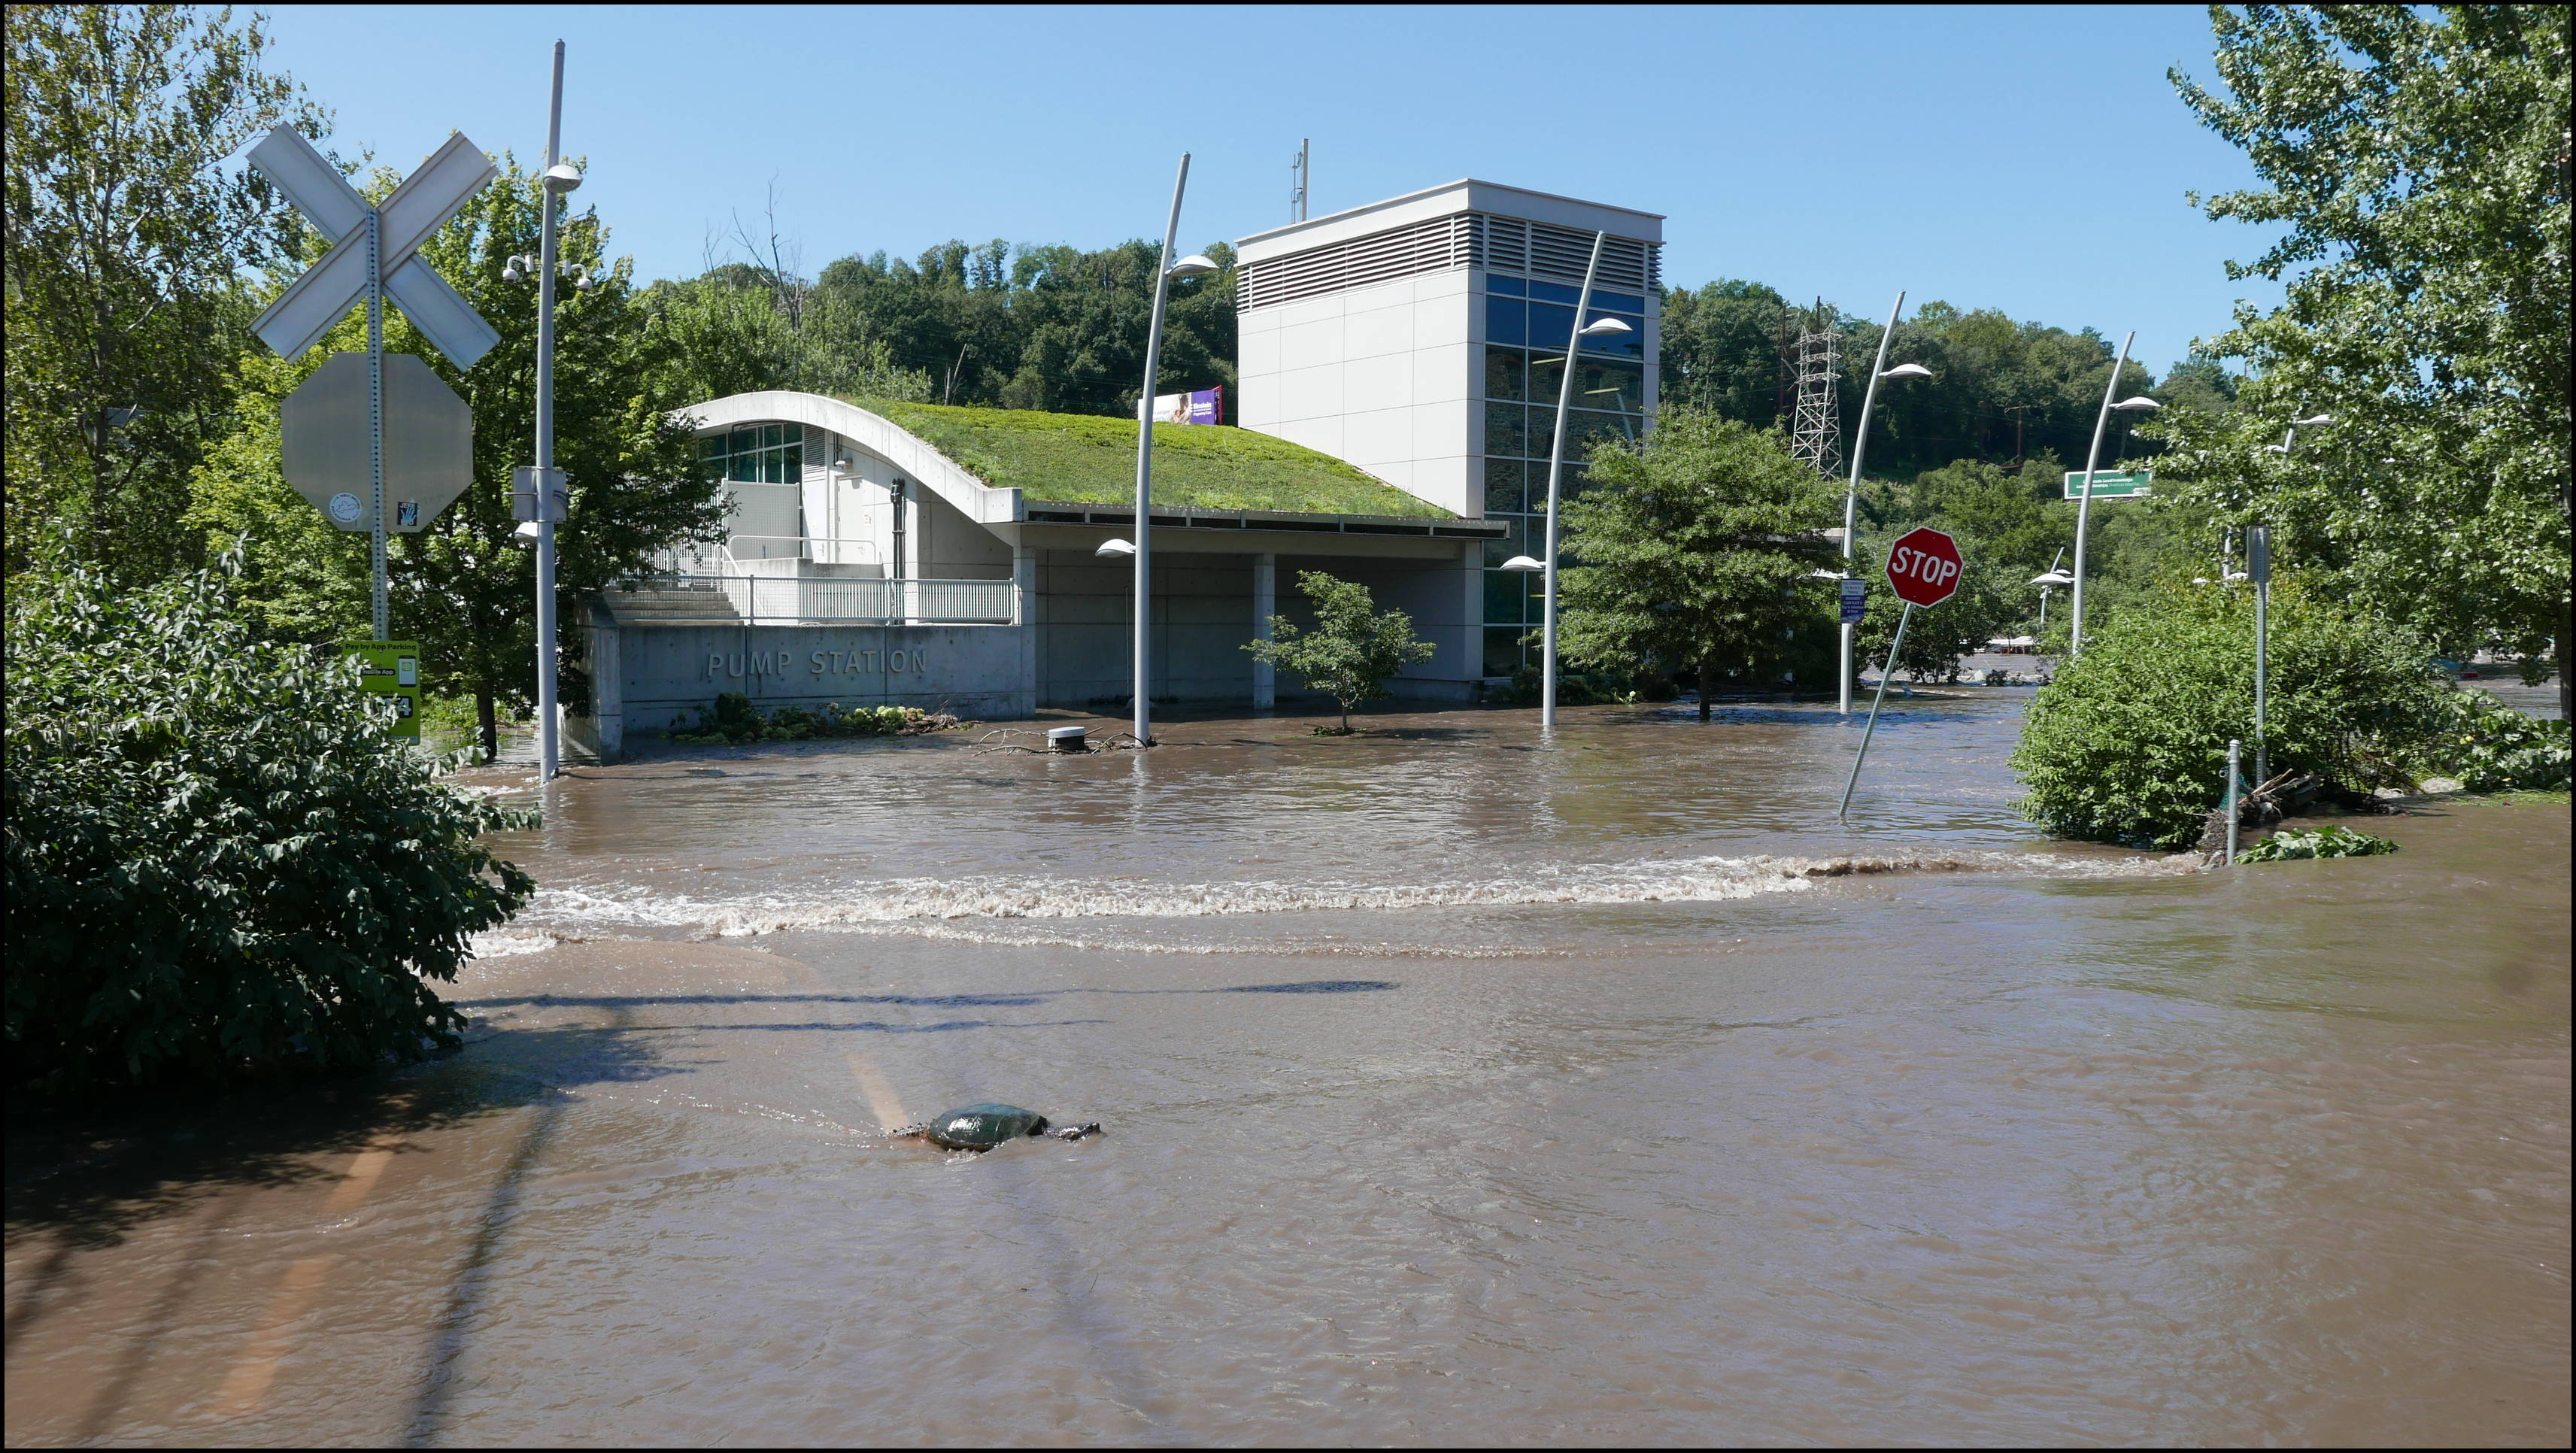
[{"xmin": 9, "ymin": 691, "xmax": 2568, "ymax": 1446}]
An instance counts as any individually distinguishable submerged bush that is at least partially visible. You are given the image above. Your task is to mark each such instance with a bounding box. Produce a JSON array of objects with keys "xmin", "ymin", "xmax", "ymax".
[
  {"xmin": 5, "ymin": 566, "xmax": 535, "ymax": 1099},
  {"xmin": 669, "ymin": 691, "xmax": 969, "ymax": 745},
  {"xmin": 2012, "ymin": 582, "xmax": 2444, "ymax": 848},
  {"xmin": 2237, "ymin": 825, "xmax": 2399, "ymax": 862}
]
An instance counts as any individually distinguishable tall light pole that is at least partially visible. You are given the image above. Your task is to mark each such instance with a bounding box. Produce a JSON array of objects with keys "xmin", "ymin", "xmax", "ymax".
[
  {"xmin": 1127, "ymin": 153, "xmax": 1216, "ymax": 747},
  {"xmin": 532, "ymin": 41, "xmax": 581, "ymax": 781},
  {"xmin": 1837, "ymin": 293, "xmax": 1932, "ymax": 714},
  {"xmin": 1531, "ymin": 232, "xmax": 1631, "ymax": 730},
  {"xmin": 2066, "ymin": 331, "xmax": 2159, "ymax": 658}
]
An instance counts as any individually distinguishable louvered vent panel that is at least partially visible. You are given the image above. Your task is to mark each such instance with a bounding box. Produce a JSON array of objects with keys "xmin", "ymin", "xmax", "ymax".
[
  {"xmin": 1238, "ymin": 214, "xmax": 1476, "ymax": 311},
  {"xmin": 1240, "ymin": 211, "xmax": 1663, "ymax": 312}
]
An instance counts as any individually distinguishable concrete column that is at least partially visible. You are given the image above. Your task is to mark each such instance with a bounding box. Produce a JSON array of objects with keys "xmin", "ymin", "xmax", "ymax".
[
  {"xmin": 1013, "ymin": 542, "xmax": 1039, "ymax": 718},
  {"xmin": 1252, "ymin": 552, "xmax": 1276, "ymax": 710},
  {"xmin": 573, "ymin": 605, "xmax": 623, "ymax": 763}
]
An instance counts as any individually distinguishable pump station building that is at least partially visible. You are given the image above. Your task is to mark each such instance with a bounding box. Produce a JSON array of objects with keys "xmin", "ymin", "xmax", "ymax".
[{"xmin": 572, "ymin": 180, "xmax": 1661, "ymax": 759}]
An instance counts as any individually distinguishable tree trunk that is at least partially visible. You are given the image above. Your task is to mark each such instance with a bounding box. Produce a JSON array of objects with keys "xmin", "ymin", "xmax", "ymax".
[
  {"xmin": 476, "ymin": 687, "xmax": 499, "ymax": 765},
  {"xmin": 1340, "ymin": 699, "xmax": 1352, "ymax": 733},
  {"xmin": 1698, "ymin": 660, "xmax": 1714, "ymax": 721}
]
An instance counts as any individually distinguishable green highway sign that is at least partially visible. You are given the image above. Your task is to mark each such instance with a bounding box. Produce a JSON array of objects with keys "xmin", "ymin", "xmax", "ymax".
[
  {"xmin": 346, "ymin": 641, "xmax": 422, "ymax": 741},
  {"xmin": 2064, "ymin": 469, "xmax": 2153, "ymax": 500}
]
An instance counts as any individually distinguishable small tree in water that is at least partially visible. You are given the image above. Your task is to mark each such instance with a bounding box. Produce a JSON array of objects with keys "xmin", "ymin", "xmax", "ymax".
[
  {"xmin": 1246, "ymin": 571, "xmax": 1436, "ymax": 733},
  {"xmin": 1558, "ymin": 408, "xmax": 1840, "ymax": 717}
]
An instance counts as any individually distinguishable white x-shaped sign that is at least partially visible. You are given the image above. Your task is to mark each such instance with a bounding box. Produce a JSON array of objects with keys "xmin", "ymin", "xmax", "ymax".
[{"xmin": 248, "ymin": 126, "xmax": 501, "ymax": 369}]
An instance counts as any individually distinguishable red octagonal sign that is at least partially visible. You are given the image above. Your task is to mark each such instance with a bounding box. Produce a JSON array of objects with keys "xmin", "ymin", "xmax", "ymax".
[{"xmin": 1885, "ymin": 526, "xmax": 1964, "ymax": 607}]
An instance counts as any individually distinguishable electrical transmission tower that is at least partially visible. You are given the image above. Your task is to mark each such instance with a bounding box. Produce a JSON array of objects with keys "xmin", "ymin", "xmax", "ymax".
[{"xmin": 1788, "ymin": 299, "xmax": 1843, "ymax": 478}]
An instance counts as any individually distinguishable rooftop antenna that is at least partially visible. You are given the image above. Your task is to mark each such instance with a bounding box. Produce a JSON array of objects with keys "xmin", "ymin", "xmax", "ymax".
[{"xmin": 1290, "ymin": 138, "xmax": 1309, "ymax": 223}]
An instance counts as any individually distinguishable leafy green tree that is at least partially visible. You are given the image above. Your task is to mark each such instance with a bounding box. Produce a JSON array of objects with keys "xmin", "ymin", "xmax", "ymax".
[
  {"xmin": 2012, "ymin": 579, "xmax": 2443, "ymax": 848},
  {"xmin": 1246, "ymin": 571, "xmax": 1436, "ymax": 733},
  {"xmin": 1556, "ymin": 408, "xmax": 1840, "ymax": 716},
  {"xmin": 2158, "ymin": 4, "xmax": 2571, "ymax": 711},
  {"xmin": 4, "ymin": 4, "xmax": 328, "ymax": 581},
  {"xmin": 190, "ymin": 159, "xmax": 727, "ymax": 758},
  {"xmin": 5, "ymin": 561, "xmax": 533, "ymax": 1099},
  {"xmin": 1659, "ymin": 279, "xmax": 1792, "ymax": 426}
]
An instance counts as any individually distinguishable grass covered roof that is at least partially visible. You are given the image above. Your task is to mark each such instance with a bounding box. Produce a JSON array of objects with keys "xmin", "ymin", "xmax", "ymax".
[{"xmin": 850, "ymin": 399, "xmax": 1452, "ymax": 519}]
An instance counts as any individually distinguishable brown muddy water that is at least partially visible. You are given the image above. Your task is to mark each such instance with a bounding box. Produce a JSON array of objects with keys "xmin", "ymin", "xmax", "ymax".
[{"xmin": 8, "ymin": 693, "xmax": 2568, "ymax": 1446}]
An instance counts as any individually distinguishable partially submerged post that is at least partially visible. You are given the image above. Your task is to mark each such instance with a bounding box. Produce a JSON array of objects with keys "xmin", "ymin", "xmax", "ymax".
[{"xmin": 2224, "ymin": 739, "xmax": 2243, "ymax": 863}]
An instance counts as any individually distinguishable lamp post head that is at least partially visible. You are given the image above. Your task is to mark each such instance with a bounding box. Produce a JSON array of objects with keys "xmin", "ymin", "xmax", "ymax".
[
  {"xmin": 542, "ymin": 162, "xmax": 584, "ymax": 193},
  {"xmin": 1498, "ymin": 554, "xmax": 1545, "ymax": 573},
  {"xmin": 1577, "ymin": 316, "xmax": 1631, "ymax": 338},
  {"xmin": 2293, "ymin": 414, "xmax": 2335, "ymax": 427},
  {"xmin": 1095, "ymin": 538, "xmax": 1136, "ymax": 559},
  {"xmin": 1166, "ymin": 254, "xmax": 1218, "ymax": 278},
  {"xmin": 2032, "ymin": 570, "xmax": 2074, "ymax": 587},
  {"xmin": 2111, "ymin": 396, "xmax": 2161, "ymax": 411},
  {"xmin": 1879, "ymin": 362, "xmax": 1932, "ymax": 381}
]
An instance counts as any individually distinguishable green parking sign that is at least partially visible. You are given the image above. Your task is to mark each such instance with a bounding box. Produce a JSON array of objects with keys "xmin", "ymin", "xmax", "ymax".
[{"xmin": 345, "ymin": 641, "xmax": 422, "ymax": 741}]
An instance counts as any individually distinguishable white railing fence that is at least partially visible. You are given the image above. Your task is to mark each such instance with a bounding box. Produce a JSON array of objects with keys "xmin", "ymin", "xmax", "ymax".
[{"xmin": 636, "ymin": 572, "xmax": 1015, "ymax": 625}]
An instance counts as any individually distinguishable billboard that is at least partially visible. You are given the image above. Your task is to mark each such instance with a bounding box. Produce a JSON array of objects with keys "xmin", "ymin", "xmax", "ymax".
[{"xmin": 1153, "ymin": 387, "xmax": 1224, "ymax": 425}]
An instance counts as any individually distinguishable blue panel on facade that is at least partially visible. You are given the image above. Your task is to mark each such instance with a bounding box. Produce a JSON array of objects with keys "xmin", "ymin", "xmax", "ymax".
[
  {"xmin": 1485, "ymin": 296, "xmax": 1526, "ymax": 346},
  {"xmin": 1486, "ymin": 275, "xmax": 1526, "ymax": 297}
]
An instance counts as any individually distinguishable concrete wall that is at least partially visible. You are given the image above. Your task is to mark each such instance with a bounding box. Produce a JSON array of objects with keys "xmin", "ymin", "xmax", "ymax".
[{"xmin": 575, "ymin": 617, "xmax": 1034, "ymax": 759}]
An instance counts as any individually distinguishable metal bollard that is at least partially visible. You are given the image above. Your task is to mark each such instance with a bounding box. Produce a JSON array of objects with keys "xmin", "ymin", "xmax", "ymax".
[{"xmin": 2223, "ymin": 739, "xmax": 2241, "ymax": 865}]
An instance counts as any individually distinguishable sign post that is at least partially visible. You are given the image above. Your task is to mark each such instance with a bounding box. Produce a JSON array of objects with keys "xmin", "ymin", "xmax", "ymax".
[
  {"xmin": 247, "ymin": 123, "xmax": 496, "ymax": 740},
  {"xmin": 1839, "ymin": 526, "xmax": 1962, "ymax": 818}
]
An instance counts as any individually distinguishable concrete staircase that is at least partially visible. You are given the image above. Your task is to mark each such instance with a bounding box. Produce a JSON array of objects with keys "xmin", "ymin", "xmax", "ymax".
[{"xmin": 602, "ymin": 584, "xmax": 739, "ymax": 625}]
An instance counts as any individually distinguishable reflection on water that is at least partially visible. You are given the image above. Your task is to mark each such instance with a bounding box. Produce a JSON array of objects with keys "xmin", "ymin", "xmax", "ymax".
[{"xmin": 7, "ymin": 696, "xmax": 2567, "ymax": 1447}]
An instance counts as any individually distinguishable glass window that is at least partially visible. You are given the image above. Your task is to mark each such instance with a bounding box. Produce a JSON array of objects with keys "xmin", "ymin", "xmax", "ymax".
[
  {"xmin": 1589, "ymin": 290, "xmax": 1646, "ymax": 314},
  {"xmin": 761, "ymin": 450, "xmax": 784, "ymax": 484},
  {"xmin": 1529, "ymin": 354, "xmax": 1565, "ymax": 404},
  {"xmin": 1567, "ymin": 410, "xmax": 1632, "ymax": 459},
  {"xmin": 1483, "ymin": 347, "xmax": 1525, "ymax": 402},
  {"xmin": 783, "ymin": 443, "xmax": 803, "ymax": 478},
  {"xmin": 1485, "ymin": 275, "xmax": 1526, "ymax": 297},
  {"xmin": 1483, "ymin": 458, "xmax": 1524, "ymax": 514},
  {"xmin": 1484, "ymin": 626, "xmax": 1527, "ymax": 678},
  {"xmin": 1528, "ymin": 279, "xmax": 1582, "ymax": 305},
  {"xmin": 1484, "ymin": 568, "xmax": 1527, "ymax": 623},
  {"xmin": 1529, "ymin": 302, "xmax": 1573, "ymax": 353},
  {"xmin": 761, "ymin": 423, "xmax": 786, "ymax": 448},
  {"xmin": 1580, "ymin": 314, "xmax": 1645, "ymax": 361},
  {"xmin": 700, "ymin": 435, "xmax": 725, "ymax": 461},
  {"xmin": 730, "ymin": 452, "xmax": 759, "ymax": 483},
  {"xmin": 728, "ymin": 427, "xmax": 756, "ymax": 455},
  {"xmin": 1483, "ymin": 402, "xmax": 1526, "ymax": 459},
  {"xmin": 1480, "ymin": 516, "xmax": 1526, "ymax": 568},
  {"xmin": 1573, "ymin": 357, "xmax": 1646, "ymax": 413},
  {"xmin": 1527, "ymin": 406, "xmax": 1555, "ymax": 463},
  {"xmin": 1485, "ymin": 296, "xmax": 1525, "ymax": 347}
]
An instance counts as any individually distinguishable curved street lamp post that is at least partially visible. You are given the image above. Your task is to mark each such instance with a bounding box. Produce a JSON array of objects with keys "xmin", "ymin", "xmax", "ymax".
[
  {"xmin": 1837, "ymin": 293, "xmax": 1932, "ymax": 714},
  {"xmin": 2067, "ymin": 330, "xmax": 2160, "ymax": 658},
  {"xmin": 1124, "ymin": 152, "xmax": 1216, "ymax": 747}
]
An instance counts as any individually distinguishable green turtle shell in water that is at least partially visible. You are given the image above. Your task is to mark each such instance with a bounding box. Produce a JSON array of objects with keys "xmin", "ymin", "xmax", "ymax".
[{"xmin": 918, "ymin": 1103, "xmax": 1051, "ymax": 1151}]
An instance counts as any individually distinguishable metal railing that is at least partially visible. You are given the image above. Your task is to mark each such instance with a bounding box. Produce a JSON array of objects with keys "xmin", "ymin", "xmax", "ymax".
[{"xmin": 642, "ymin": 572, "xmax": 1017, "ymax": 625}]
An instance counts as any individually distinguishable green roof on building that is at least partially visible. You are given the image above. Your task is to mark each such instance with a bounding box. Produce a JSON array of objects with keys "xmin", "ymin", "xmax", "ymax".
[{"xmin": 848, "ymin": 399, "xmax": 1454, "ymax": 520}]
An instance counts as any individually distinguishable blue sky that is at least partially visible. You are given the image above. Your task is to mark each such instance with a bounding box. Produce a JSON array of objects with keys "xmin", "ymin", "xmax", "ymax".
[{"xmin": 259, "ymin": 4, "xmax": 2282, "ymax": 376}]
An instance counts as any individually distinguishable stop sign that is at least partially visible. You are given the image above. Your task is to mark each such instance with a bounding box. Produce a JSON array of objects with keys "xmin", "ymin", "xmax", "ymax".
[{"xmin": 1884, "ymin": 526, "xmax": 1964, "ymax": 607}]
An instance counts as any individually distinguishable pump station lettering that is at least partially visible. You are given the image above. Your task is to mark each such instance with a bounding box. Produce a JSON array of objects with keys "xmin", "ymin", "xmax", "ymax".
[{"xmin": 706, "ymin": 648, "xmax": 930, "ymax": 681}]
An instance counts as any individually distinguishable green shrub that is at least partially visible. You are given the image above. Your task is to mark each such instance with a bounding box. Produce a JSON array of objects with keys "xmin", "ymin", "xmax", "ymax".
[
  {"xmin": 669, "ymin": 691, "xmax": 966, "ymax": 745},
  {"xmin": 2237, "ymin": 825, "xmax": 2399, "ymax": 862},
  {"xmin": 2402, "ymin": 685, "xmax": 2570, "ymax": 790},
  {"xmin": 2012, "ymin": 582, "xmax": 2444, "ymax": 848},
  {"xmin": 5, "ymin": 566, "xmax": 535, "ymax": 1099}
]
